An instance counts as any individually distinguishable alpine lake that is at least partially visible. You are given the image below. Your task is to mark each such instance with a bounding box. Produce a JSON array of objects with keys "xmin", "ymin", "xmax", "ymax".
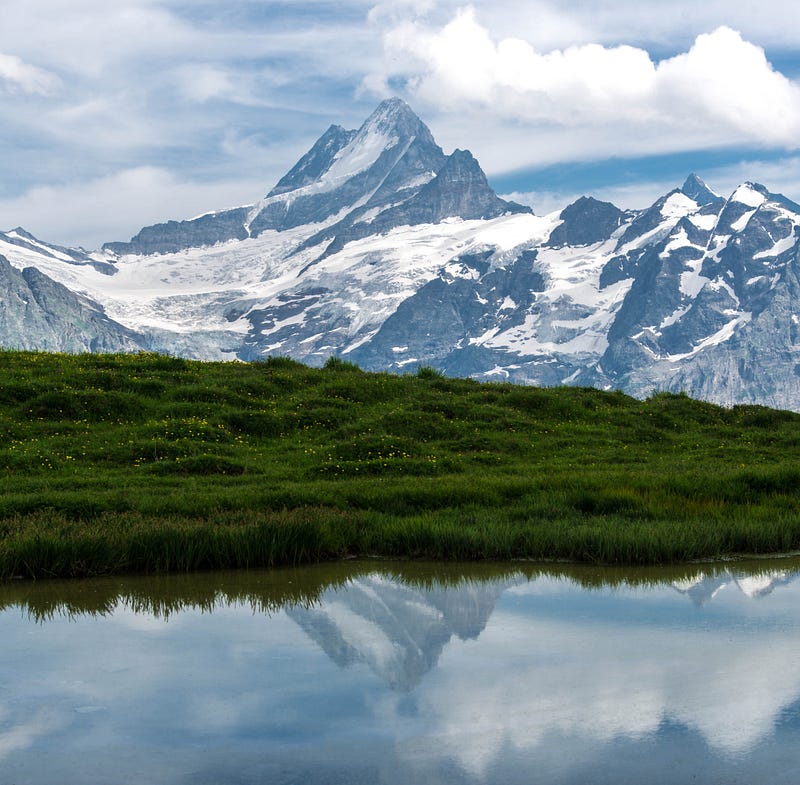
[{"xmin": 2, "ymin": 557, "xmax": 800, "ymax": 785}]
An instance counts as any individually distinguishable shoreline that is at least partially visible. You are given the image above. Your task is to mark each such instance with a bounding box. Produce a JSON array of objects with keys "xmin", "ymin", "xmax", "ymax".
[{"xmin": 2, "ymin": 350, "xmax": 800, "ymax": 581}]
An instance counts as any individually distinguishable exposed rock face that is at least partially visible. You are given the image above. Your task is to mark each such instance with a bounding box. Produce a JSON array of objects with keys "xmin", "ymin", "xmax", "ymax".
[
  {"xmin": 2, "ymin": 227, "xmax": 116, "ymax": 274},
  {"xmin": 5, "ymin": 103, "xmax": 800, "ymax": 410},
  {"xmin": 588, "ymin": 182, "xmax": 800, "ymax": 409},
  {"xmin": 680, "ymin": 172, "xmax": 724, "ymax": 206},
  {"xmin": 267, "ymin": 124, "xmax": 357, "ymax": 197},
  {"xmin": 103, "ymin": 208, "xmax": 251, "ymax": 257},
  {"xmin": 0, "ymin": 254, "xmax": 144, "ymax": 353},
  {"xmin": 312, "ymin": 148, "xmax": 530, "ymax": 260},
  {"xmin": 546, "ymin": 196, "xmax": 629, "ymax": 248}
]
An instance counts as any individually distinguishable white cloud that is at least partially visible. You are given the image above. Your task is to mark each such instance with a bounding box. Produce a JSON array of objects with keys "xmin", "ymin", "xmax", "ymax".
[
  {"xmin": 410, "ymin": 577, "xmax": 800, "ymax": 776},
  {"xmin": 0, "ymin": 52, "xmax": 60, "ymax": 95},
  {"xmin": 0, "ymin": 167, "xmax": 270, "ymax": 250},
  {"xmin": 367, "ymin": 9, "xmax": 800, "ymax": 170},
  {"xmin": 3, "ymin": 1, "xmax": 800, "ymax": 244},
  {"xmin": 0, "ymin": 709, "xmax": 66, "ymax": 760},
  {"xmin": 504, "ymin": 154, "xmax": 800, "ymax": 216},
  {"xmin": 369, "ymin": 0, "xmax": 800, "ymax": 52}
]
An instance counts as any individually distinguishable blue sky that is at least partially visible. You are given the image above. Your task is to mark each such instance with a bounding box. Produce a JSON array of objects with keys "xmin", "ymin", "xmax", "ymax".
[{"xmin": 2, "ymin": 1, "xmax": 800, "ymax": 248}]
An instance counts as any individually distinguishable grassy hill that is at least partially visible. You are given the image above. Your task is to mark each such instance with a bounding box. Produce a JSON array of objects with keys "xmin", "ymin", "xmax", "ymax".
[{"xmin": 1, "ymin": 350, "xmax": 799, "ymax": 579}]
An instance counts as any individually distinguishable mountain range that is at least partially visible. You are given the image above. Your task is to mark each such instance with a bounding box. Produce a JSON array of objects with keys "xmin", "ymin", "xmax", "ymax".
[
  {"xmin": 3, "ymin": 97, "xmax": 800, "ymax": 409},
  {"xmin": 288, "ymin": 567, "xmax": 799, "ymax": 691}
]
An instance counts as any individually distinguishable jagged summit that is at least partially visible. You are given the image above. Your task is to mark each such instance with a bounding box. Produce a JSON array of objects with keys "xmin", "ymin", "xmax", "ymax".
[
  {"xmin": 360, "ymin": 96, "xmax": 427, "ymax": 137},
  {"xmin": 105, "ymin": 98, "xmax": 453, "ymax": 255},
  {"xmin": 299, "ymin": 146, "xmax": 529, "ymax": 261},
  {"xmin": 9, "ymin": 100, "xmax": 800, "ymax": 412},
  {"xmin": 267, "ymin": 124, "xmax": 357, "ymax": 198},
  {"xmin": 435, "ymin": 149, "xmax": 485, "ymax": 182},
  {"xmin": 404, "ymin": 148, "xmax": 530, "ymax": 222},
  {"xmin": 546, "ymin": 196, "xmax": 628, "ymax": 248},
  {"xmin": 681, "ymin": 173, "xmax": 721, "ymax": 205},
  {"xmin": 729, "ymin": 181, "xmax": 770, "ymax": 208}
]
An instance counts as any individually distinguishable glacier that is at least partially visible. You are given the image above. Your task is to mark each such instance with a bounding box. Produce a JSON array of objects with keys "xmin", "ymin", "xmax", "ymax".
[{"xmin": 3, "ymin": 98, "xmax": 800, "ymax": 409}]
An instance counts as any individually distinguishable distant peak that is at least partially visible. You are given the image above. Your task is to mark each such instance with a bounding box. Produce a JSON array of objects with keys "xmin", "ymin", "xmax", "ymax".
[
  {"xmin": 546, "ymin": 195, "xmax": 627, "ymax": 248},
  {"xmin": 267, "ymin": 123, "xmax": 357, "ymax": 197},
  {"xmin": 566, "ymin": 195, "xmax": 611, "ymax": 210},
  {"xmin": 360, "ymin": 97, "xmax": 425, "ymax": 137},
  {"xmin": 372, "ymin": 96, "xmax": 415, "ymax": 117},
  {"xmin": 435, "ymin": 149, "xmax": 487, "ymax": 183},
  {"xmin": 682, "ymin": 173, "xmax": 706, "ymax": 189},
  {"xmin": 680, "ymin": 173, "xmax": 720, "ymax": 205},
  {"xmin": 730, "ymin": 182, "xmax": 769, "ymax": 208},
  {"xmin": 560, "ymin": 195, "xmax": 626, "ymax": 219}
]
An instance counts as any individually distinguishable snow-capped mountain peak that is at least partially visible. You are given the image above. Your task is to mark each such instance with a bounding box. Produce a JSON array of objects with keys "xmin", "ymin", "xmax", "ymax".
[
  {"xmin": 5, "ymin": 101, "xmax": 800, "ymax": 410},
  {"xmin": 266, "ymin": 124, "xmax": 357, "ymax": 198},
  {"xmin": 361, "ymin": 96, "xmax": 421, "ymax": 133},
  {"xmin": 310, "ymin": 98, "xmax": 427, "ymax": 190},
  {"xmin": 730, "ymin": 182, "xmax": 769, "ymax": 208},
  {"xmin": 680, "ymin": 173, "xmax": 721, "ymax": 206}
]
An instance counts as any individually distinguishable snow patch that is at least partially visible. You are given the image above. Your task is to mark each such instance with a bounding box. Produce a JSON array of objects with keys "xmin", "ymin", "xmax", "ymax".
[
  {"xmin": 480, "ymin": 366, "xmax": 510, "ymax": 378},
  {"xmin": 731, "ymin": 184, "xmax": 767, "ymax": 208},
  {"xmin": 689, "ymin": 213, "xmax": 718, "ymax": 231},
  {"xmin": 661, "ymin": 192, "xmax": 698, "ymax": 219},
  {"xmin": 730, "ymin": 209, "xmax": 755, "ymax": 233},
  {"xmin": 660, "ymin": 227, "xmax": 697, "ymax": 257},
  {"xmin": 754, "ymin": 233, "xmax": 797, "ymax": 259},
  {"xmin": 322, "ymin": 128, "xmax": 400, "ymax": 185},
  {"xmin": 708, "ymin": 278, "xmax": 740, "ymax": 304},
  {"xmin": 659, "ymin": 305, "xmax": 691, "ymax": 329},
  {"xmin": 667, "ymin": 313, "xmax": 752, "ymax": 361},
  {"xmin": 679, "ymin": 258, "xmax": 709, "ymax": 298}
]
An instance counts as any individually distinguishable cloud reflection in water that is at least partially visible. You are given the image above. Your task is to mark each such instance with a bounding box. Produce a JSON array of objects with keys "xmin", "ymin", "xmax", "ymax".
[{"xmin": 1, "ymin": 561, "xmax": 799, "ymax": 784}]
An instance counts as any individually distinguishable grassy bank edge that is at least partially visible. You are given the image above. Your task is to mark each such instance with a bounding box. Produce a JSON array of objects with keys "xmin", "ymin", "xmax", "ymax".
[{"xmin": 4, "ymin": 506, "xmax": 800, "ymax": 581}]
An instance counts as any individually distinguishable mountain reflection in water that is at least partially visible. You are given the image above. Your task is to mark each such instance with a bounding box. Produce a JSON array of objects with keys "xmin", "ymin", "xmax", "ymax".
[{"xmin": 1, "ymin": 559, "xmax": 799, "ymax": 785}]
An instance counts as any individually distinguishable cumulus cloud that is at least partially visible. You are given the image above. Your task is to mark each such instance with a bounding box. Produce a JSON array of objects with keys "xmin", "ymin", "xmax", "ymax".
[
  {"xmin": 368, "ymin": 9, "xmax": 800, "ymax": 165},
  {"xmin": 0, "ymin": 52, "xmax": 60, "ymax": 95},
  {"xmin": 368, "ymin": 0, "xmax": 800, "ymax": 53}
]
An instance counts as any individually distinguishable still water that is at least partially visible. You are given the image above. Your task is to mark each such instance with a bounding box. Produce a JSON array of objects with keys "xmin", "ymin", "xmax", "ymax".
[{"xmin": 1, "ymin": 559, "xmax": 800, "ymax": 784}]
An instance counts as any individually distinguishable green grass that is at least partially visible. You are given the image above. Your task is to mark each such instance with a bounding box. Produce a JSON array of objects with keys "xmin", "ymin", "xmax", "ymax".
[{"xmin": 1, "ymin": 349, "xmax": 800, "ymax": 579}]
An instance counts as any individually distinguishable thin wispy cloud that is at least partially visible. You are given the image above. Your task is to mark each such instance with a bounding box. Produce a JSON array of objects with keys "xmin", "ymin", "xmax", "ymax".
[
  {"xmin": 1, "ymin": 1, "xmax": 799, "ymax": 246},
  {"xmin": 0, "ymin": 53, "xmax": 60, "ymax": 95}
]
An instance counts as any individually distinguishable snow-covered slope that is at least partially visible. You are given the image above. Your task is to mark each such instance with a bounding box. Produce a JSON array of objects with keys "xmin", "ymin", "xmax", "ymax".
[
  {"xmin": 287, "ymin": 572, "xmax": 516, "ymax": 691},
  {"xmin": 672, "ymin": 568, "xmax": 798, "ymax": 605},
  {"xmin": 3, "ymin": 100, "xmax": 800, "ymax": 409}
]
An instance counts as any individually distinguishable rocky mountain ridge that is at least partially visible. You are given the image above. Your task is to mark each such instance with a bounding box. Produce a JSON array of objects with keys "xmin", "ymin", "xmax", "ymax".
[{"xmin": 3, "ymin": 98, "xmax": 800, "ymax": 409}]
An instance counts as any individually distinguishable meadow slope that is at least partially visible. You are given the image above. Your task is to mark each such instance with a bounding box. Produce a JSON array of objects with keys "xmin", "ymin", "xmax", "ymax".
[{"xmin": 1, "ymin": 351, "xmax": 799, "ymax": 579}]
